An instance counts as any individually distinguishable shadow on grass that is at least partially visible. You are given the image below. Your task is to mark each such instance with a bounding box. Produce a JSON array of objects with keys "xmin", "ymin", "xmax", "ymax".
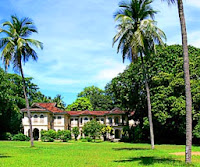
[
  {"xmin": 113, "ymin": 147, "xmax": 150, "ymax": 151},
  {"xmin": 0, "ymin": 154, "xmax": 11, "ymax": 158},
  {"xmin": 114, "ymin": 156, "xmax": 185, "ymax": 166}
]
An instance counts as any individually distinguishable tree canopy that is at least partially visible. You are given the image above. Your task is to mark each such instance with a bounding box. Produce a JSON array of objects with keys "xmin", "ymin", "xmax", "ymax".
[
  {"xmin": 66, "ymin": 97, "xmax": 93, "ymax": 111},
  {"xmin": 77, "ymin": 86, "xmax": 113, "ymax": 110},
  {"xmin": 0, "ymin": 68, "xmax": 56, "ymax": 138},
  {"xmin": 106, "ymin": 45, "xmax": 200, "ymax": 144}
]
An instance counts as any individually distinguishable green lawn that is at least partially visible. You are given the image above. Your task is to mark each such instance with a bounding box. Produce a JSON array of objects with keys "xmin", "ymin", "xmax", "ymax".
[{"xmin": 0, "ymin": 141, "xmax": 200, "ymax": 167}]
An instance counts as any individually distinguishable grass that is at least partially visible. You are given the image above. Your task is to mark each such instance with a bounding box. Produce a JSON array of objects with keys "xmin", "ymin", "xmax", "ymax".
[{"xmin": 0, "ymin": 141, "xmax": 200, "ymax": 167}]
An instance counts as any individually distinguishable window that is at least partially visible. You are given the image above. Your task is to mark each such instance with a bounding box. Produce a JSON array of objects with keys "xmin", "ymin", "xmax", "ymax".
[
  {"xmin": 101, "ymin": 118, "xmax": 104, "ymax": 122},
  {"xmin": 57, "ymin": 116, "xmax": 62, "ymax": 124},
  {"xmin": 33, "ymin": 115, "xmax": 38, "ymax": 123},
  {"xmin": 90, "ymin": 117, "xmax": 93, "ymax": 121},
  {"xmin": 40, "ymin": 115, "xmax": 44, "ymax": 123},
  {"xmin": 80, "ymin": 118, "xmax": 83, "ymax": 124},
  {"xmin": 84, "ymin": 117, "xmax": 89, "ymax": 123},
  {"xmin": 74, "ymin": 118, "xmax": 78, "ymax": 124},
  {"xmin": 108, "ymin": 117, "xmax": 112, "ymax": 124},
  {"xmin": 115, "ymin": 117, "xmax": 119, "ymax": 124},
  {"xmin": 96, "ymin": 118, "xmax": 99, "ymax": 121}
]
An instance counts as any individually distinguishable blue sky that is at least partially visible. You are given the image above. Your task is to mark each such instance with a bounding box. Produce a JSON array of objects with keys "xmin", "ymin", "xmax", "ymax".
[{"xmin": 0, "ymin": 0, "xmax": 200, "ymax": 105}]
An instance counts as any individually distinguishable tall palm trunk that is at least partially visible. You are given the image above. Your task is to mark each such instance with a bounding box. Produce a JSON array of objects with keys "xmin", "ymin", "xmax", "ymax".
[
  {"xmin": 177, "ymin": 0, "xmax": 192, "ymax": 163},
  {"xmin": 141, "ymin": 55, "xmax": 154, "ymax": 150},
  {"xmin": 19, "ymin": 62, "xmax": 34, "ymax": 147}
]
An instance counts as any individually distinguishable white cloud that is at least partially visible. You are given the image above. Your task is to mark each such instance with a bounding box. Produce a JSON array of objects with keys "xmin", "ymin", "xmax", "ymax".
[
  {"xmin": 1, "ymin": 0, "xmax": 200, "ymax": 104},
  {"xmin": 188, "ymin": 31, "xmax": 200, "ymax": 48},
  {"xmin": 186, "ymin": 0, "xmax": 200, "ymax": 8},
  {"xmin": 94, "ymin": 61, "xmax": 126, "ymax": 80}
]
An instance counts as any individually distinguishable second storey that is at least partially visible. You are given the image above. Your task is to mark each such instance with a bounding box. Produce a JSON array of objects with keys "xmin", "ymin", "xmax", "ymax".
[{"xmin": 22, "ymin": 103, "xmax": 129, "ymax": 131}]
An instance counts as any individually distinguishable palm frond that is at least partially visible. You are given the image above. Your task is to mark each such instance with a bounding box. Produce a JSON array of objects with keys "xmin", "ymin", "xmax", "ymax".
[
  {"xmin": 113, "ymin": 0, "xmax": 166, "ymax": 63},
  {"xmin": 0, "ymin": 15, "xmax": 42, "ymax": 71},
  {"xmin": 26, "ymin": 39, "xmax": 43, "ymax": 49},
  {"xmin": 161, "ymin": 0, "xmax": 176, "ymax": 5}
]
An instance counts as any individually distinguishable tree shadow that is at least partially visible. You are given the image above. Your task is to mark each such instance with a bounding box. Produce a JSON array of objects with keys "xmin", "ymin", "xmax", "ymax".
[
  {"xmin": 114, "ymin": 156, "xmax": 185, "ymax": 166},
  {"xmin": 0, "ymin": 154, "xmax": 11, "ymax": 158},
  {"xmin": 113, "ymin": 147, "xmax": 150, "ymax": 151}
]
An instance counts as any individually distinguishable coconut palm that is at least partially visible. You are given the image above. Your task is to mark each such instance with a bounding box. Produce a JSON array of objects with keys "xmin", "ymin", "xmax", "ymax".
[
  {"xmin": 162, "ymin": 0, "xmax": 192, "ymax": 163},
  {"xmin": 53, "ymin": 94, "xmax": 66, "ymax": 110},
  {"xmin": 0, "ymin": 15, "xmax": 43, "ymax": 147},
  {"xmin": 113, "ymin": 0, "xmax": 166, "ymax": 149}
]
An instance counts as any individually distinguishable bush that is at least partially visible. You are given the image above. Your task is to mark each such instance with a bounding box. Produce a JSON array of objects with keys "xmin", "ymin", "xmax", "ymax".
[
  {"xmin": 120, "ymin": 136, "xmax": 130, "ymax": 142},
  {"xmin": 72, "ymin": 127, "xmax": 80, "ymax": 140},
  {"xmin": 41, "ymin": 130, "xmax": 56, "ymax": 142},
  {"xmin": 82, "ymin": 120, "xmax": 103, "ymax": 140},
  {"xmin": 1, "ymin": 132, "xmax": 13, "ymax": 140},
  {"xmin": 80, "ymin": 137, "xmax": 92, "ymax": 142},
  {"xmin": 57, "ymin": 130, "xmax": 71, "ymax": 142},
  {"xmin": 12, "ymin": 133, "xmax": 30, "ymax": 141}
]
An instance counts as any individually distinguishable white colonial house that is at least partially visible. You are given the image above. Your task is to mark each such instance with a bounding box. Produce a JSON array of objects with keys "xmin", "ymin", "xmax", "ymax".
[{"xmin": 21, "ymin": 103, "xmax": 130, "ymax": 140}]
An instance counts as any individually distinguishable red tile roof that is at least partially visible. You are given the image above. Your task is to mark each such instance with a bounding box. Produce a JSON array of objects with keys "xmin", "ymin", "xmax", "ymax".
[
  {"xmin": 34, "ymin": 103, "xmax": 64, "ymax": 113},
  {"xmin": 66, "ymin": 108, "xmax": 126, "ymax": 116},
  {"xmin": 21, "ymin": 103, "xmax": 129, "ymax": 116},
  {"xmin": 66, "ymin": 110, "xmax": 110, "ymax": 116}
]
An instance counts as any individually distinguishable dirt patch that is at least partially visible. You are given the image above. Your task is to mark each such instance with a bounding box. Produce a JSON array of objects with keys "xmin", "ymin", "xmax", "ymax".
[{"xmin": 170, "ymin": 152, "xmax": 200, "ymax": 156}]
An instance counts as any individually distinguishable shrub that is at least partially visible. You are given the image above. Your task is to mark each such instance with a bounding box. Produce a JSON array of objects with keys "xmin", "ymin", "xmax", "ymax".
[
  {"xmin": 57, "ymin": 130, "xmax": 71, "ymax": 142},
  {"xmin": 1, "ymin": 132, "xmax": 13, "ymax": 140},
  {"xmin": 41, "ymin": 130, "xmax": 56, "ymax": 142},
  {"xmin": 82, "ymin": 120, "xmax": 103, "ymax": 140},
  {"xmin": 101, "ymin": 125, "xmax": 113, "ymax": 141},
  {"xmin": 72, "ymin": 127, "xmax": 80, "ymax": 140},
  {"xmin": 80, "ymin": 137, "xmax": 92, "ymax": 142},
  {"xmin": 12, "ymin": 133, "xmax": 30, "ymax": 141}
]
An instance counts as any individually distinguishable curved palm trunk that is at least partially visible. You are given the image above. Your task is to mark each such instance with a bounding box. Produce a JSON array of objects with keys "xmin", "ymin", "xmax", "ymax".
[
  {"xmin": 177, "ymin": 0, "xmax": 192, "ymax": 163},
  {"xmin": 19, "ymin": 62, "xmax": 34, "ymax": 147},
  {"xmin": 141, "ymin": 55, "xmax": 154, "ymax": 150}
]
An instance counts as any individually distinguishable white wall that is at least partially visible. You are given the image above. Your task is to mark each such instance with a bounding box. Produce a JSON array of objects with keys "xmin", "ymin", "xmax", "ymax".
[{"xmin": 22, "ymin": 113, "xmax": 48, "ymax": 126}]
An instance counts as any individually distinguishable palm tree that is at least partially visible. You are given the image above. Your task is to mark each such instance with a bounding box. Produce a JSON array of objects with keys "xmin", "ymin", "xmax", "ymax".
[
  {"xmin": 113, "ymin": 0, "xmax": 166, "ymax": 149},
  {"xmin": 162, "ymin": 0, "xmax": 192, "ymax": 163},
  {"xmin": 53, "ymin": 94, "xmax": 66, "ymax": 110},
  {"xmin": 0, "ymin": 15, "xmax": 43, "ymax": 147}
]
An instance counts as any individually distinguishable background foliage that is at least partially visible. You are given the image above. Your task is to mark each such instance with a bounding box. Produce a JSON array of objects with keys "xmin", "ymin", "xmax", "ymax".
[
  {"xmin": 105, "ymin": 45, "xmax": 200, "ymax": 144},
  {"xmin": 1, "ymin": 45, "xmax": 200, "ymax": 144}
]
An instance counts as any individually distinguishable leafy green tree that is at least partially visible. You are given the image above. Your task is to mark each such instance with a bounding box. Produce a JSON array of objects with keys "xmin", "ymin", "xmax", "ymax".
[
  {"xmin": 0, "ymin": 68, "xmax": 24, "ymax": 136},
  {"xmin": 78, "ymin": 86, "xmax": 104, "ymax": 97},
  {"xmin": 0, "ymin": 15, "xmax": 43, "ymax": 146},
  {"xmin": 113, "ymin": 0, "xmax": 166, "ymax": 149},
  {"xmin": 106, "ymin": 45, "xmax": 200, "ymax": 145},
  {"xmin": 162, "ymin": 0, "xmax": 192, "ymax": 163},
  {"xmin": 78, "ymin": 86, "xmax": 113, "ymax": 110},
  {"xmin": 0, "ymin": 67, "xmax": 58, "ymax": 138},
  {"xmin": 82, "ymin": 120, "xmax": 103, "ymax": 141},
  {"xmin": 31, "ymin": 91, "xmax": 52, "ymax": 103},
  {"xmin": 72, "ymin": 127, "xmax": 80, "ymax": 140},
  {"xmin": 101, "ymin": 125, "xmax": 113, "ymax": 141},
  {"xmin": 0, "ymin": 68, "xmax": 49, "ymax": 137},
  {"xmin": 66, "ymin": 97, "xmax": 93, "ymax": 111}
]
